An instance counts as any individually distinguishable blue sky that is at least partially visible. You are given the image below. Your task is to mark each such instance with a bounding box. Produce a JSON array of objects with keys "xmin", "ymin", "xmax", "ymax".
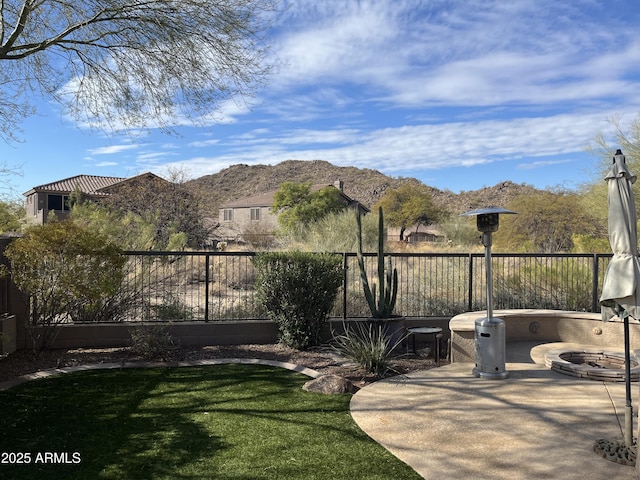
[{"xmin": 2, "ymin": 0, "xmax": 640, "ymax": 198}]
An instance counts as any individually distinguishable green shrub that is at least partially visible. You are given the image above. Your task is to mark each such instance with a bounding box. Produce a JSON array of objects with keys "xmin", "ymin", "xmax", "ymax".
[
  {"xmin": 4, "ymin": 220, "xmax": 125, "ymax": 349},
  {"xmin": 571, "ymin": 234, "xmax": 610, "ymax": 253},
  {"xmin": 253, "ymin": 252, "xmax": 344, "ymax": 349},
  {"xmin": 331, "ymin": 321, "xmax": 407, "ymax": 377}
]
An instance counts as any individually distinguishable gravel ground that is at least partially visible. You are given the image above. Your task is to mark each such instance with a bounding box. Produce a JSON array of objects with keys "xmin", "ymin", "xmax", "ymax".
[{"xmin": 0, "ymin": 344, "xmax": 445, "ymax": 388}]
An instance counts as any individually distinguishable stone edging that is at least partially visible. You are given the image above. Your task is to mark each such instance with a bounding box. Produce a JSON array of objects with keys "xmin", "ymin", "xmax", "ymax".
[
  {"xmin": 0, "ymin": 358, "xmax": 323, "ymax": 392},
  {"xmin": 543, "ymin": 347, "xmax": 640, "ymax": 381}
]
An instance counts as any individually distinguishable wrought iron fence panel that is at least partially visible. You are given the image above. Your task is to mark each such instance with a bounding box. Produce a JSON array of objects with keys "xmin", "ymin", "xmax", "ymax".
[
  {"xmin": 118, "ymin": 251, "xmax": 259, "ymax": 322},
  {"xmin": 488, "ymin": 254, "xmax": 597, "ymax": 311},
  {"xmin": 392, "ymin": 253, "xmax": 472, "ymax": 317},
  {"xmin": 70, "ymin": 251, "xmax": 614, "ymax": 322}
]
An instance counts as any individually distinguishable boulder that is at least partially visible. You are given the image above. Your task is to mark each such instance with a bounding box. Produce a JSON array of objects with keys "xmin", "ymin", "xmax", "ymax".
[{"xmin": 302, "ymin": 374, "xmax": 358, "ymax": 394}]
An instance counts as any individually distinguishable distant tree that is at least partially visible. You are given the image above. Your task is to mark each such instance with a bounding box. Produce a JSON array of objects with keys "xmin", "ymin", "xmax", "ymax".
[
  {"xmin": 70, "ymin": 201, "xmax": 157, "ymax": 250},
  {"xmin": 589, "ymin": 114, "xmax": 640, "ymax": 174},
  {"xmin": 439, "ymin": 215, "xmax": 480, "ymax": 248},
  {"xmin": 374, "ymin": 183, "xmax": 445, "ymax": 241},
  {"xmin": 271, "ymin": 182, "xmax": 346, "ymax": 234},
  {"xmin": 101, "ymin": 172, "xmax": 209, "ymax": 249},
  {"xmin": 495, "ymin": 190, "xmax": 599, "ymax": 253},
  {"xmin": 0, "ymin": 198, "xmax": 24, "ymax": 233},
  {"xmin": 0, "ymin": 0, "xmax": 277, "ymax": 142},
  {"xmin": 571, "ymin": 233, "xmax": 610, "ymax": 254},
  {"xmin": 583, "ymin": 114, "xmax": 640, "ymax": 235}
]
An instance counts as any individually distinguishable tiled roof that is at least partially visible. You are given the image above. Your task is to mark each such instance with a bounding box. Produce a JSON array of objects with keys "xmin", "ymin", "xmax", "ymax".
[
  {"xmin": 24, "ymin": 175, "xmax": 126, "ymax": 196},
  {"xmin": 222, "ymin": 191, "xmax": 278, "ymax": 208}
]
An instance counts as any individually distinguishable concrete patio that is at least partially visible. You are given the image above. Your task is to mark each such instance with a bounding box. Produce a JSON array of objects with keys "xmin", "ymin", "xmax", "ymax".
[{"xmin": 350, "ymin": 341, "xmax": 639, "ymax": 480}]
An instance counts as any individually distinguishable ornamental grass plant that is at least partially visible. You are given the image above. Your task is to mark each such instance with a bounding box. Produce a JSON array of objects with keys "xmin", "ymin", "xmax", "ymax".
[{"xmin": 331, "ymin": 321, "xmax": 408, "ymax": 377}]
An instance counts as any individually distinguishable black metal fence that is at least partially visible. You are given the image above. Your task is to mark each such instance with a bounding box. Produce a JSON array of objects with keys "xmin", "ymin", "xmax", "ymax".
[{"xmin": 112, "ymin": 251, "xmax": 612, "ymax": 322}]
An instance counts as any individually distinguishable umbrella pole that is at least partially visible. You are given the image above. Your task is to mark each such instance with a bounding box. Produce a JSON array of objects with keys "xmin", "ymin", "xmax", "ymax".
[{"xmin": 624, "ymin": 314, "xmax": 634, "ymax": 447}]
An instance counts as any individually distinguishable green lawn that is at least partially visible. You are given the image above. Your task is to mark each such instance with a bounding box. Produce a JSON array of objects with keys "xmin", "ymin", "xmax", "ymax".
[{"xmin": 0, "ymin": 364, "xmax": 421, "ymax": 479}]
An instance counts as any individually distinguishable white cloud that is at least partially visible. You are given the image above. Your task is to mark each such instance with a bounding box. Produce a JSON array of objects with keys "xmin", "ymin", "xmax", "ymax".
[
  {"xmin": 136, "ymin": 151, "xmax": 175, "ymax": 162},
  {"xmin": 188, "ymin": 139, "xmax": 220, "ymax": 148},
  {"xmin": 18, "ymin": 0, "xmax": 639, "ymax": 196},
  {"xmin": 270, "ymin": 1, "xmax": 640, "ymax": 110},
  {"xmin": 517, "ymin": 159, "xmax": 573, "ymax": 170},
  {"xmin": 158, "ymin": 109, "xmax": 628, "ymax": 182},
  {"xmin": 88, "ymin": 144, "xmax": 138, "ymax": 155}
]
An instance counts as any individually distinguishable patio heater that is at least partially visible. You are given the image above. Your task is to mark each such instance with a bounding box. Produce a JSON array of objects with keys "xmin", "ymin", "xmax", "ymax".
[{"xmin": 462, "ymin": 207, "xmax": 517, "ymax": 379}]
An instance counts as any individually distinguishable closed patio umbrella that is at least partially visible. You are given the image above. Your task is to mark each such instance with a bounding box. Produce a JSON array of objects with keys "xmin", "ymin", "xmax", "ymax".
[{"xmin": 599, "ymin": 149, "xmax": 640, "ymax": 449}]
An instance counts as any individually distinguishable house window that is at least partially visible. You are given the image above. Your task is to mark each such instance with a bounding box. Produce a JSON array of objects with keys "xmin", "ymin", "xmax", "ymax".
[
  {"xmin": 47, "ymin": 194, "xmax": 70, "ymax": 211},
  {"xmin": 223, "ymin": 209, "xmax": 234, "ymax": 221},
  {"xmin": 250, "ymin": 208, "xmax": 261, "ymax": 221}
]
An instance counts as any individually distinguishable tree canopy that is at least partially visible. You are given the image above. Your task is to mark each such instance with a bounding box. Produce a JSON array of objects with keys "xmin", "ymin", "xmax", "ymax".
[
  {"xmin": 373, "ymin": 183, "xmax": 444, "ymax": 241},
  {"xmin": 0, "ymin": 197, "xmax": 24, "ymax": 233},
  {"xmin": 495, "ymin": 190, "xmax": 600, "ymax": 253},
  {"xmin": 75, "ymin": 172, "xmax": 210, "ymax": 249},
  {"xmin": 582, "ymin": 113, "xmax": 640, "ymax": 229},
  {"xmin": 0, "ymin": 0, "xmax": 277, "ymax": 142},
  {"xmin": 271, "ymin": 181, "xmax": 346, "ymax": 234}
]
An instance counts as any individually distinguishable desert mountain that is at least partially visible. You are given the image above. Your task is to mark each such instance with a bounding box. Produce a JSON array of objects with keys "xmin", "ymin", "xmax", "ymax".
[{"xmin": 188, "ymin": 159, "xmax": 541, "ymax": 217}]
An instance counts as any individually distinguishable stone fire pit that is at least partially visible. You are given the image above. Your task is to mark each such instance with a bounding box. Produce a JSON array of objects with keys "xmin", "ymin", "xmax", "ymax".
[{"xmin": 544, "ymin": 348, "xmax": 640, "ymax": 382}]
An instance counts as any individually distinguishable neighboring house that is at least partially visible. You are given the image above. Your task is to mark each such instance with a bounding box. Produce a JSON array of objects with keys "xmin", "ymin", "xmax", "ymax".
[
  {"xmin": 23, "ymin": 172, "xmax": 165, "ymax": 225},
  {"xmin": 219, "ymin": 180, "xmax": 369, "ymax": 239}
]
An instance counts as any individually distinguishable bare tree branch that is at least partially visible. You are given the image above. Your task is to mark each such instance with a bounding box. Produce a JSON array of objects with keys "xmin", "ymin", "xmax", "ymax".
[{"xmin": 0, "ymin": 0, "xmax": 279, "ymax": 141}]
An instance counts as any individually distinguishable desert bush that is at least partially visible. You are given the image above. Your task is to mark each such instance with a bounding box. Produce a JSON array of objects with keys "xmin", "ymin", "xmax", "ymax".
[
  {"xmin": 306, "ymin": 210, "xmax": 380, "ymax": 252},
  {"xmin": 438, "ymin": 215, "xmax": 480, "ymax": 248},
  {"xmin": 68, "ymin": 288, "xmax": 140, "ymax": 323},
  {"xmin": 215, "ymin": 298, "xmax": 267, "ymax": 320},
  {"xmin": 253, "ymin": 252, "xmax": 343, "ymax": 349},
  {"xmin": 402, "ymin": 295, "xmax": 468, "ymax": 317},
  {"xmin": 147, "ymin": 296, "xmax": 193, "ymax": 320},
  {"xmin": 331, "ymin": 321, "xmax": 407, "ymax": 377},
  {"xmin": 493, "ymin": 258, "xmax": 593, "ymax": 311},
  {"xmin": 276, "ymin": 210, "xmax": 380, "ymax": 253},
  {"xmin": 212, "ymin": 256, "xmax": 256, "ymax": 291},
  {"xmin": 4, "ymin": 220, "xmax": 125, "ymax": 349},
  {"xmin": 243, "ymin": 222, "xmax": 277, "ymax": 250},
  {"xmin": 571, "ymin": 234, "xmax": 610, "ymax": 253},
  {"xmin": 128, "ymin": 323, "xmax": 177, "ymax": 360},
  {"xmin": 167, "ymin": 232, "xmax": 188, "ymax": 251}
]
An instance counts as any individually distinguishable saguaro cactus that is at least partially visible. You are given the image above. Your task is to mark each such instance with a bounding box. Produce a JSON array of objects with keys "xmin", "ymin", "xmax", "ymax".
[{"xmin": 356, "ymin": 207, "xmax": 398, "ymax": 318}]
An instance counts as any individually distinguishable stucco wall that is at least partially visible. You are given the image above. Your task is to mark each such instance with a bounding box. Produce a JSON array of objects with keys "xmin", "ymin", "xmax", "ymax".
[
  {"xmin": 449, "ymin": 309, "xmax": 640, "ymax": 363},
  {"xmin": 15, "ymin": 317, "xmax": 451, "ymax": 352}
]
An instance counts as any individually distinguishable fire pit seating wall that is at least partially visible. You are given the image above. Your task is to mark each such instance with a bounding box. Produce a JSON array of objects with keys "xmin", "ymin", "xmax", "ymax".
[{"xmin": 449, "ymin": 309, "xmax": 640, "ymax": 363}]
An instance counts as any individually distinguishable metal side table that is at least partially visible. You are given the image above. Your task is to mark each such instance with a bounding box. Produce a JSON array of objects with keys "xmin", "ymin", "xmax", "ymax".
[{"xmin": 407, "ymin": 326, "xmax": 443, "ymax": 365}]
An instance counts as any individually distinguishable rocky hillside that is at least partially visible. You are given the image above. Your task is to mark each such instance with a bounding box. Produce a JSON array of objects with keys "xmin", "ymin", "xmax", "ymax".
[{"xmin": 188, "ymin": 159, "xmax": 542, "ymax": 217}]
